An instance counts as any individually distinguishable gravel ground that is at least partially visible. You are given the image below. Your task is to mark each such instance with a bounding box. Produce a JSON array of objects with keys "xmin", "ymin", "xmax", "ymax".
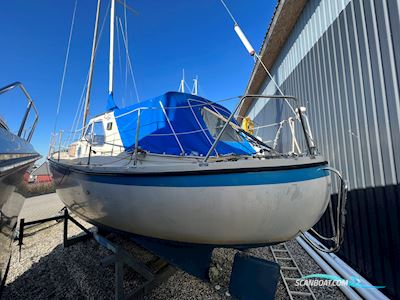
[{"xmin": 3, "ymin": 218, "xmax": 346, "ymax": 299}]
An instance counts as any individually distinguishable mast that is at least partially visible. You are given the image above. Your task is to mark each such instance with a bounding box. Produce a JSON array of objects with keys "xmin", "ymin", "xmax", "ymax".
[
  {"xmin": 82, "ymin": 0, "xmax": 101, "ymax": 135},
  {"xmin": 109, "ymin": 0, "xmax": 116, "ymax": 97}
]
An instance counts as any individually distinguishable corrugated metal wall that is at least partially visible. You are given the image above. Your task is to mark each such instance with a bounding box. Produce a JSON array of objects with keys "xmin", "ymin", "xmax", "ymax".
[{"xmin": 247, "ymin": 0, "xmax": 400, "ymax": 298}]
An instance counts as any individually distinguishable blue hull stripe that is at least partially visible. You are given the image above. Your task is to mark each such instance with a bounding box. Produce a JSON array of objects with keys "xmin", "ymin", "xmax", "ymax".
[{"xmin": 71, "ymin": 165, "xmax": 329, "ymax": 187}]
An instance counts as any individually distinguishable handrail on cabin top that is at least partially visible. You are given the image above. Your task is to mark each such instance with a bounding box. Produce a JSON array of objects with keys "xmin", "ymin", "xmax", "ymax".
[
  {"xmin": 53, "ymin": 94, "xmax": 317, "ymax": 163},
  {"xmin": 203, "ymin": 94, "xmax": 316, "ymax": 163}
]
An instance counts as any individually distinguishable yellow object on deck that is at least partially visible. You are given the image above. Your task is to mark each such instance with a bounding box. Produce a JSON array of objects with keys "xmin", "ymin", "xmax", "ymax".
[{"xmin": 241, "ymin": 116, "xmax": 254, "ymax": 135}]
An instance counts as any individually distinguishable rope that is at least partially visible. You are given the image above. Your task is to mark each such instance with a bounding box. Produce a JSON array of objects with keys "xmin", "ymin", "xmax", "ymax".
[{"xmin": 53, "ymin": 0, "xmax": 78, "ymax": 133}]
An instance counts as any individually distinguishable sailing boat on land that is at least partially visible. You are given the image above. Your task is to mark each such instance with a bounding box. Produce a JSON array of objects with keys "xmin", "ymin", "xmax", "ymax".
[{"xmin": 48, "ymin": 0, "xmax": 346, "ymax": 254}]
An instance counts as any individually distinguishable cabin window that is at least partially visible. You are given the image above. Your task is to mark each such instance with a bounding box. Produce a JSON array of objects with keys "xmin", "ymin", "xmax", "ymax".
[
  {"xmin": 84, "ymin": 123, "xmax": 93, "ymax": 142},
  {"xmin": 201, "ymin": 108, "xmax": 241, "ymax": 142},
  {"xmin": 92, "ymin": 122, "xmax": 105, "ymax": 146},
  {"xmin": 107, "ymin": 122, "xmax": 113, "ymax": 131}
]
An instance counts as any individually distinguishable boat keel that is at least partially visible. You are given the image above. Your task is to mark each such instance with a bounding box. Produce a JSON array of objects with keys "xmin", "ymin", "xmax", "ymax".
[{"xmin": 130, "ymin": 235, "xmax": 214, "ymax": 280}]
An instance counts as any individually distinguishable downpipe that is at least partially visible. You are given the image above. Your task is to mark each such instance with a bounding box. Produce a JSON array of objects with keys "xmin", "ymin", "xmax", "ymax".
[{"xmin": 297, "ymin": 232, "xmax": 389, "ymax": 300}]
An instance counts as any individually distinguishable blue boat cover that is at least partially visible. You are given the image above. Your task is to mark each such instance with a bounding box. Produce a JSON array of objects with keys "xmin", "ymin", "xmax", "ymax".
[{"xmin": 113, "ymin": 92, "xmax": 255, "ymax": 156}]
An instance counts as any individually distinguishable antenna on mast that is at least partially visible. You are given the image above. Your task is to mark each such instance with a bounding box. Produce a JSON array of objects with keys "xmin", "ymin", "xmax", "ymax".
[
  {"xmin": 192, "ymin": 76, "xmax": 198, "ymax": 95},
  {"xmin": 178, "ymin": 70, "xmax": 200, "ymax": 95},
  {"xmin": 178, "ymin": 69, "xmax": 185, "ymax": 93}
]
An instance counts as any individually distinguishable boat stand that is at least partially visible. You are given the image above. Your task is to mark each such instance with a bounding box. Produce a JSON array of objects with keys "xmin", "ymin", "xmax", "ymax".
[
  {"xmin": 18, "ymin": 209, "xmax": 175, "ymax": 300},
  {"xmin": 18, "ymin": 209, "xmax": 282, "ymax": 299}
]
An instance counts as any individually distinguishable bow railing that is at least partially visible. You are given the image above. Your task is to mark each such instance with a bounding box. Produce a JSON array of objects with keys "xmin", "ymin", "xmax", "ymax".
[{"xmin": 0, "ymin": 82, "xmax": 39, "ymax": 142}]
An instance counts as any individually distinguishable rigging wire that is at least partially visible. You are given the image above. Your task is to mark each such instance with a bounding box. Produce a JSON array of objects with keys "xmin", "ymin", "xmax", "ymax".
[
  {"xmin": 118, "ymin": 17, "xmax": 140, "ymax": 103},
  {"xmin": 218, "ymin": 0, "xmax": 296, "ymax": 116},
  {"xmin": 70, "ymin": 0, "xmax": 111, "ymax": 142},
  {"xmin": 219, "ymin": 0, "xmax": 238, "ymax": 24},
  {"xmin": 253, "ymin": 54, "xmax": 296, "ymax": 116},
  {"xmin": 68, "ymin": 81, "xmax": 87, "ymax": 143},
  {"xmin": 123, "ymin": 0, "xmax": 129, "ymax": 106},
  {"xmin": 53, "ymin": 0, "xmax": 78, "ymax": 134},
  {"xmin": 116, "ymin": 16, "xmax": 125, "ymax": 107},
  {"xmin": 116, "ymin": 0, "xmax": 139, "ymax": 16}
]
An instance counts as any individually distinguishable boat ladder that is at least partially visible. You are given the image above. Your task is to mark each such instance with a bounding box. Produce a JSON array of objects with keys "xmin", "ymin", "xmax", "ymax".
[{"xmin": 270, "ymin": 243, "xmax": 316, "ymax": 300}]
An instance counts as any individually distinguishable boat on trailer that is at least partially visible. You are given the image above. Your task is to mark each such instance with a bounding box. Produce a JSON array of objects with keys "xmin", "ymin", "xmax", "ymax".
[
  {"xmin": 49, "ymin": 0, "xmax": 347, "ymax": 277},
  {"xmin": 0, "ymin": 82, "xmax": 40, "ymax": 290}
]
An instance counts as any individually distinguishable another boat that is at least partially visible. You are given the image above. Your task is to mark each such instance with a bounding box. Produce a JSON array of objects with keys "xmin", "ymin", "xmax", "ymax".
[{"xmin": 0, "ymin": 82, "xmax": 40, "ymax": 290}]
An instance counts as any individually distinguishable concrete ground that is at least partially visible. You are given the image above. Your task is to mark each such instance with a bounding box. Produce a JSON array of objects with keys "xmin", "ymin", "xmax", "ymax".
[
  {"xmin": 18, "ymin": 193, "xmax": 64, "ymax": 222},
  {"xmin": 3, "ymin": 193, "xmax": 347, "ymax": 299}
]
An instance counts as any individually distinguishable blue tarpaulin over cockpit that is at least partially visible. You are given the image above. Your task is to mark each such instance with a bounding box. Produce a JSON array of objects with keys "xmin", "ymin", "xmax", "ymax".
[{"xmin": 113, "ymin": 92, "xmax": 255, "ymax": 156}]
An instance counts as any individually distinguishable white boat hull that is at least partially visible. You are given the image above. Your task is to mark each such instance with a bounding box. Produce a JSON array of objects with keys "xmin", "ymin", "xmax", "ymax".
[{"xmin": 50, "ymin": 156, "xmax": 331, "ymax": 246}]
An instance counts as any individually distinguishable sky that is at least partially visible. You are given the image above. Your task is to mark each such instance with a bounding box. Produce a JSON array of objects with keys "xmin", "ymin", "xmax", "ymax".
[{"xmin": 0, "ymin": 0, "xmax": 277, "ymax": 160}]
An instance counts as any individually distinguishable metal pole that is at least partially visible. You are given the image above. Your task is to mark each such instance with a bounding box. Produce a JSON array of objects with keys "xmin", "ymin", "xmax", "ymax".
[
  {"xmin": 202, "ymin": 94, "xmax": 297, "ymax": 163},
  {"xmin": 297, "ymin": 108, "xmax": 314, "ymax": 156},
  {"xmin": 58, "ymin": 130, "xmax": 63, "ymax": 161},
  {"xmin": 63, "ymin": 209, "xmax": 69, "ymax": 247},
  {"xmin": 109, "ymin": 0, "xmax": 116, "ymax": 96},
  {"xmin": 87, "ymin": 145, "xmax": 92, "ymax": 165},
  {"xmin": 82, "ymin": 0, "xmax": 101, "ymax": 135},
  {"xmin": 18, "ymin": 101, "xmax": 32, "ymax": 137},
  {"xmin": 180, "ymin": 69, "xmax": 185, "ymax": 93},
  {"xmin": 134, "ymin": 109, "xmax": 141, "ymax": 165},
  {"xmin": 203, "ymin": 96, "xmax": 245, "ymax": 163},
  {"xmin": 18, "ymin": 219, "xmax": 25, "ymax": 251},
  {"xmin": 27, "ymin": 115, "xmax": 38, "ymax": 142}
]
